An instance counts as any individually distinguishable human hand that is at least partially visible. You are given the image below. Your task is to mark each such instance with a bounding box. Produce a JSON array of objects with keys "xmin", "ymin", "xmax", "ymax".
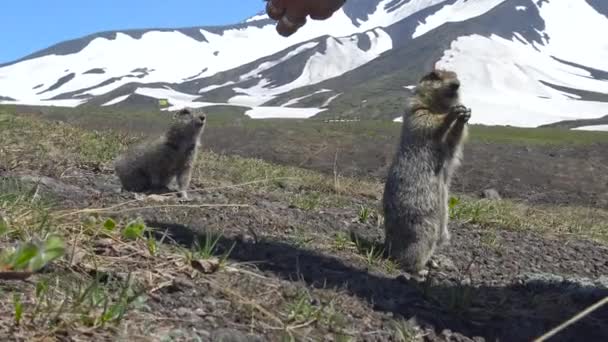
[{"xmin": 265, "ymin": 0, "xmax": 346, "ymax": 37}]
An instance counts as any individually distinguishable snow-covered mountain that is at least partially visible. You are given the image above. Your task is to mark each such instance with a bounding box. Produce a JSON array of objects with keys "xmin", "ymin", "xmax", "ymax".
[{"xmin": 1, "ymin": 0, "xmax": 608, "ymax": 129}]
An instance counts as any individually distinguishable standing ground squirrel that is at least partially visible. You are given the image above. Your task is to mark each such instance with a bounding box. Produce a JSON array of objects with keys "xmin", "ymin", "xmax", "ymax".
[
  {"xmin": 383, "ymin": 69, "xmax": 471, "ymax": 275},
  {"xmin": 114, "ymin": 108, "xmax": 206, "ymax": 199}
]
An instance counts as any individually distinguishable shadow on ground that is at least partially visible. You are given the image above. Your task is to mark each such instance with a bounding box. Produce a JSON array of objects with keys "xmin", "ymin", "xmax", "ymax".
[{"xmin": 147, "ymin": 220, "xmax": 608, "ymax": 342}]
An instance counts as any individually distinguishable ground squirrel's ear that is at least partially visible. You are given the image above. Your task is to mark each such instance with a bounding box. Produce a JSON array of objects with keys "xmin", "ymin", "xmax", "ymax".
[
  {"xmin": 421, "ymin": 70, "xmax": 441, "ymax": 82},
  {"xmin": 173, "ymin": 108, "xmax": 193, "ymax": 120}
]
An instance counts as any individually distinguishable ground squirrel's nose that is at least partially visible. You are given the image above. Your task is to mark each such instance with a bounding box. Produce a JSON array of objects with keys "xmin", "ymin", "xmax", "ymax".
[{"xmin": 449, "ymin": 80, "xmax": 460, "ymax": 91}]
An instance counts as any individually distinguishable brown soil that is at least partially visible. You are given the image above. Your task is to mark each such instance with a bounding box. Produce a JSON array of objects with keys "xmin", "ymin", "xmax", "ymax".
[
  {"xmin": 202, "ymin": 125, "xmax": 608, "ymax": 209},
  {"xmin": 2, "ymin": 163, "xmax": 606, "ymax": 342}
]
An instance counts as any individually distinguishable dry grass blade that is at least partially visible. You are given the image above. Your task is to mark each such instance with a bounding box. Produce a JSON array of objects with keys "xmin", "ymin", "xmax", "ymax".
[
  {"xmin": 201, "ymin": 278, "xmax": 285, "ymax": 329},
  {"xmin": 533, "ymin": 296, "xmax": 608, "ymax": 342},
  {"xmin": 55, "ymin": 203, "xmax": 250, "ymax": 218}
]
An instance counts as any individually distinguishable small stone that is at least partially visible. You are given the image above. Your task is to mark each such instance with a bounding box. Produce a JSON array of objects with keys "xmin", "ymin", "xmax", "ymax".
[
  {"xmin": 430, "ymin": 254, "xmax": 457, "ymax": 271},
  {"xmin": 191, "ymin": 257, "xmax": 220, "ymax": 274},
  {"xmin": 481, "ymin": 188, "xmax": 501, "ymax": 200},
  {"xmin": 176, "ymin": 307, "xmax": 192, "ymax": 318}
]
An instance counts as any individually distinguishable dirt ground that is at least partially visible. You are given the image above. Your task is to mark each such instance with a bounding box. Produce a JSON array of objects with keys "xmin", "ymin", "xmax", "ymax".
[
  {"xmin": 2, "ymin": 163, "xmax": 606, "ymax": 342},
  {"xmin": 202, "ymin": 125, "xmax": 608, "ymax": 209},
  {"xmin": 1, "ymin": 113, "xmax": 607, "ymax": 341}
]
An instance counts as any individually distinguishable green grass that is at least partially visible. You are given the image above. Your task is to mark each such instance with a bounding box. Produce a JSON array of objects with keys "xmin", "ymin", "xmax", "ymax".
[
  {"xmin": 390, "ymin": 319, "xmax": 423, "ymax": 342},
  {"xmin": 4, "ymin": 104, "xmax": 608, "ymax": 147},
  {"xmin": 0, "ymin": 177, "xmax": 148, "ymax": 337},
  {"xmin": 450, "ymin": 195, "xmax": 608, "ymax": 243},
  {"xmin": 1, "ymin": 107, "xmax": 608, "ymax": 340},
  {"xmin": 469, "ymin": 124, "xmax": 608, "ymax": 145}
]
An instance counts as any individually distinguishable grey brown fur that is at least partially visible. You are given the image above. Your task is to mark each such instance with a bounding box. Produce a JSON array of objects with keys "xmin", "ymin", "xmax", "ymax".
[
  {"xmin": 383, "ymin": 69, "xmax": 470, "ymax": 274},
  {"xmin": 114, "ymin": 108, "xmax": 206, "ymax": 199}
]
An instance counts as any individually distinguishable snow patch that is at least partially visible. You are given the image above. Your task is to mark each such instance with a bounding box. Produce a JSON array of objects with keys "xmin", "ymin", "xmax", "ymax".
[
  {"xmin": 245, "ymin": 106, "xmax": 326, "ymax": 119},
  {"xmin": 321, "ymin": 93, "xmax": 342, "ymax": 108},
  {"xmin": 281, "ymin": 89, "xmax": 332, "ymax": 107},
  {"xmin": 0, "ymin": 99, "xmax": 86, "ymax": 107},
  {"xmin": 413, "ymin": 0, "xmax": 507, "ymax": 38},
  {"xmin": 102, "ymin": 94, "xmax": 131, "ymax": 106},
  {"xmin": 0, "ymin": 0, "xmax": 448, "ymax": 104},
  {"xmin": 436, "ymin": 33, "xmax": 608, "ymax": 126},
  {"xmin": 130, "ymin": 86, "xmax": 326, "ymax": 120},
  {"xmin": 245, "ymin": 14, "xmax": 269, "ymax": 22},
  {"xmin": 572, "ymin": 125, "xmax": 608, "ymax": 132},
  {"xmin": 228, "ymin": 28, "xmax": 392, "ymax": 106},
  {"xmin": 238, "ymin": 42, "xmax": 319, "ymax": 81},
  {"xmin": 516, "ymin": 6, "xmax": 527, "ymax": 11},
  {"xmin": 534, "ymin": 0, "xmax": 608, "ymax": 71},
  {"xmin": 356, "ymin": 0, "xmax": 448, "ymax": 31},
  {"xmin": 198, "ymin": 81, "xmax": 235, "ymax": 94}
]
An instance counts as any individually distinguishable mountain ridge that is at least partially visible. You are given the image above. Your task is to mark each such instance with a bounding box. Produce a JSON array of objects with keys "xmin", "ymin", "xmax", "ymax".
[{"xmin": 1, "ymin": 0, "xmax": 607, "ymax": 130}]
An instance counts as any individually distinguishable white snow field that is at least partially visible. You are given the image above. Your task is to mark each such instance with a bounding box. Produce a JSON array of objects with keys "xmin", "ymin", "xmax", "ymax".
[
  {"xmin": 0, "ymin": 0, "xmax": 607, "ymax": 123},
  {"xmin": 227, "ymin": 29, "xmax": 392, "ymax": 107},
  {"xmin": 435, "ymin": 0, "xmax": 608, "ymax": 127},
  {"xmin": 413, "ymin": 0, "xmax": 507, "ymax": 38},
  {"xmin": 572, "ymin": 125, "xmax": 608, "ymax": 132}
]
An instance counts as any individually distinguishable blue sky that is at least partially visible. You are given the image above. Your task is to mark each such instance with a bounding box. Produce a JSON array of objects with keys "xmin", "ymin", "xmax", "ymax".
[{"xmin": 0, "ymin": 0, "xmax": 264, "ymax": 63}]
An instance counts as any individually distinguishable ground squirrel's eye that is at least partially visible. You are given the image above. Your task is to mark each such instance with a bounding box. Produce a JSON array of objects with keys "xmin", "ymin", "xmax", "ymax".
[
  {"xmin": 428, "ymin": 72, "xmax": 440, "ymax": 80},
  {"xmin": 422, "ymin": 71, "xmax": 441, "ymax": 82}
]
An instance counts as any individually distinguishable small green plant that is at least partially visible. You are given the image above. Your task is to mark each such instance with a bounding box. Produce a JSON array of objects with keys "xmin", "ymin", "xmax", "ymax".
[
  {"xmin": 364, "ymin": 245, "xmax": 384, "ymax": 266},
  {"xmin": 353, "ymin": 235, "xmax": 385, "ymax": 267},
  {"xmin": 13, "ymin": 293, "xmax": 23, "ymax": 325},
  {"xmin": 290, "ymin": 229, "xmax": 314, "ymax": 248},
  {"xmin": 332, "ymin": 232, "xmax": 355, "ymax": 251},
  {"xmin": 103, "ymin": 218, "xmax": 117, "ymax": 231},
  {"xmin": 146, "ymin": 231, "xmax": 158, "ymax": 256},
  {"xmin": 0, "ymin": 215, "xmax": 8, "ymax": 236},
  {"xmin": 30, "ymin": 273, "xmax": 144, "ymax": 328},
  {"xmin": 286, "ymin": 290, "xmax": 321, "ymax": 324},
  {"xmin": 448, "ymin": 196, "xmax": 461, "ymax": 219},
  {"xmin": 194, "ymin": 231, "xmax": 222, "ymax": 259},
  {"xmin": 290, "ymin": 192, "xmax": 322, "ymax": 211},
  {"xmin": 391, "ymin": 319, "xmax": 420, "ymax": 342},
  {"xmin": 358, "ymin": 205, "xmax": 371, "ymax": 223},
  {"xmin": 0, "ymin": 235, "xmax": 65, "ymax": 273},
  {"xmin": 480, "ymin": 230, "xmax": 502, "ymax": 250},
  {"xmin": 383, "ymin": 259, "xmax": 400, "ymax": 275},
  {"xmin": 191, "ymin": 231, "xmax": 235, "ymax": 266},
  {"xmin": 449, "ymin": 197, "xmax": 495, "ymax": 223},
  {"xmin": 122, "ymin": 218, "xmax": 146, "ymax": 240}
]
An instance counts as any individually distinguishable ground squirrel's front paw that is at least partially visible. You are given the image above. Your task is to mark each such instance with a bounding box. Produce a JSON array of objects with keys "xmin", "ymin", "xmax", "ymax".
[
  {"xmin": 448, "ymin": 105, "xmax": 468, "ymax": 120},
  {"xmin": 458, "ymin": 108, "xmax": 471, "ymax": 123},
  {"xmin": 450, "ymin": 105, "xmax": 467, "ymax": 114}
]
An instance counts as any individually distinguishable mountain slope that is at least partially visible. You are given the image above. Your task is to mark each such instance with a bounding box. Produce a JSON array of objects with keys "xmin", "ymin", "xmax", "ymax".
[{"xmin": 1, "ymin": 0, "xmax": 607, "ymax": 128}]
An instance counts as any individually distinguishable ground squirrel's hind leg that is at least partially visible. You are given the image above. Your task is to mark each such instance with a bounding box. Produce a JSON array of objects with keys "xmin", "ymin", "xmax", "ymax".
[
  {"xmin": 438, "ymin": 184, "xmax": 451, "ymax": 247},
  {"xmin": 176, "ymin": 164, "xmax": 194, "ymax": 199}
]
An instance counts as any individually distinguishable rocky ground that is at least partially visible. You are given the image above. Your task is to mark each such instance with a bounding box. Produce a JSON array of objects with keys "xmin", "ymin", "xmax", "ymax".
[{"xmin": 0, "ymin": 112, "xmax": 607, "ymax": 341}]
